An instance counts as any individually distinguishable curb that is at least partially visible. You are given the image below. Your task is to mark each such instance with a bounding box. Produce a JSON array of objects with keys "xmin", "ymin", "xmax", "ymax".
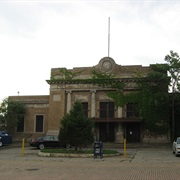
[{"xmin": 38, "ymin": 151, "xmax": 121, "ymax": 158}]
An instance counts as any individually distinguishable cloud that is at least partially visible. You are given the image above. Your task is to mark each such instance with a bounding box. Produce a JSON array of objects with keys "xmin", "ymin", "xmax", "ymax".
[{"xmin": 1, "ymin": 1, "xmax": 180, "ymax": 101}]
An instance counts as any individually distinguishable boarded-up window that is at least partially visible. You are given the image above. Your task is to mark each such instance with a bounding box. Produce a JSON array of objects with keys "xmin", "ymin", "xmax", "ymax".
[
  {"xmin": 36, "ymin": 115, "xmax": 44, "ymax": 132},
  {"xmin": 126, "ymin": 103, "xmax": 139, "ymax": 118},
  {"xmin": 100, "ymin": 102, "xmax": 114, "ymax": 118},
  {"xmin": 17, "ymin": 116, "xmax": 24, "ymax": 132},
  {"xmin": 81, "ymin": 102, "xmax": 88, "ymax": 117}
]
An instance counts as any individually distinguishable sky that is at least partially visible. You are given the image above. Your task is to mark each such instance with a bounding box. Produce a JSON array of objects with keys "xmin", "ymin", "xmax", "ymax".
[{"xmin": 0, "ymin": 0, "xmax": 180, "ymax": 102}]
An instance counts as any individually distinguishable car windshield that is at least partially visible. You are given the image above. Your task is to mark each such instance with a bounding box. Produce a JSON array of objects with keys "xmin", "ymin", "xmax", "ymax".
[
  {"xmin": 44, "ymin": 136, "xmax": 54, "ymax": 140},
  {"xmin": 43, "ymin": 136, "xmax": 58, "ymax": 141},
  {"xmin": 54, "ymin": 136, "xmax": 59, "ymax": 141},
  {"xmin": 177, "ymin": 138, "xmax": 180, "ymax": 144},
  {"xmin": 0, "ymin": 131, "xmax": 9, "ymax": 136}
]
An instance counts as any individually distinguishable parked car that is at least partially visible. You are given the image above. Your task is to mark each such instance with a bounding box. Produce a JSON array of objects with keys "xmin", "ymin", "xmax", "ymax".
[
  {"xmin": 29, "ymin": 135, "xmax": 69, "ymax": 150},
  {"xmin": 0, "ymin": 136, "xmax": 2, "ymax": 147},
  {"xmin": 0, "ymin": 130, "xmax": 12, "ymax": 146},
  {"xmin": 173, "ymin": 137, "xmax": 180, "ymax": 157}
]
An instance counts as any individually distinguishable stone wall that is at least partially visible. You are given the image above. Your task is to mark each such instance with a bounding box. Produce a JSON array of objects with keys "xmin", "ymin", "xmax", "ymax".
[{"xmin": 142, "ymin": 132, "xmax": 171, "ymax": 143}]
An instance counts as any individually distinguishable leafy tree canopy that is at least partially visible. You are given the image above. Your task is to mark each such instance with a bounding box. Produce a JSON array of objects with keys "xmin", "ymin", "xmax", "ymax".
[
  {"xmin": 164, "ymin": 51, "xmax": 180, "ymax": 140},
  {"xmin": 51, "ymin": 68, "xmax": 84, "ymax": 80},
  {"xmin": 0, "ymin": 98, "xmax": 26, "ymax": 132},
  {"xmin": 91, "ymin": 63, "xmax": 170, "ymax": 134},
  {"xmin": 165, "ymin": 50, "xmax": 180, "ymax": 93}
]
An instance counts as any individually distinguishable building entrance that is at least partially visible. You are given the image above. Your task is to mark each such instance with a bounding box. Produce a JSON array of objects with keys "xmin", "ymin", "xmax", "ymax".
[
  {"xmin": 99, "ymin": 123, "xmax": 115, "ymax": 142},
  {"xmin": 125, "ymin": 123, "xmax": 141, "ymax": 143}
]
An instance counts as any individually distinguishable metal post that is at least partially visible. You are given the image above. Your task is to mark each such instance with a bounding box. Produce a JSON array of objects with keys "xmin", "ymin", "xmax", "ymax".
[
  {"xmin": 106, "ymin": 103, "xmax": 109, "ymax": 142},
  {"xmin": 22, "ymin": 138, "xmax": 25, "ymax": 156},
  {"xmin": 124, "ymin": 138, "xmax": 126, "ymax": 158}
]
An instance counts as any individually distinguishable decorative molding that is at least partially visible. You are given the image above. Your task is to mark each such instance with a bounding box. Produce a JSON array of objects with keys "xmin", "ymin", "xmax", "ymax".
[
  {"xmin": 66, "ymin": 90, "xmax": 72, "ymax": 94},
  {"xmin": 53, "ymin": 95, "xmax": 61, "ymax": 101},
  {"xmin": 97, "ymin": 57, "xmax": 116, "ymax": 73},
  {"xmin": 90, "ymin": 90, "xmax": 96, "ymax": 93}
]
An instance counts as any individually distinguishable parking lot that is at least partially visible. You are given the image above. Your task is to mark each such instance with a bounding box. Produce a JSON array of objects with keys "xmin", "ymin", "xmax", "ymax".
[{"xmin": 0, "ymin": 144, "xmax": 180, "ymax": 179}]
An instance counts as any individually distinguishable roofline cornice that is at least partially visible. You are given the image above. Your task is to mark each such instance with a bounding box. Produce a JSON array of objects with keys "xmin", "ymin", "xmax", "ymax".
[{"xmin": 46, "ymin": 77, "xmax": 163, "ymax": 85}]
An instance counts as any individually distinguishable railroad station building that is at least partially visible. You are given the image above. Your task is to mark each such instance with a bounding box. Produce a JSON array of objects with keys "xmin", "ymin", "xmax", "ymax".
[{"xmin": 9, "ymin": 57, "xmax": 170, "ymax": 143}]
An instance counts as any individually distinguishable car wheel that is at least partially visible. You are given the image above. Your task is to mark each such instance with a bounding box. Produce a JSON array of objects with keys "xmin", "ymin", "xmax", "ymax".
[
  {"xmin": 0, "ymin": 141, "xmax": 2, "ymax": 147},
  {"xmin": 38, "ymin": 143, "xmax": 45, "ymax": 150}
]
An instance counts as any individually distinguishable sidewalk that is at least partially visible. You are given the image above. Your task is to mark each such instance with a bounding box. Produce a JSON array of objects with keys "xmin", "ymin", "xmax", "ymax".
[{"xmin": 101, "ymin": 142, "xmax": 172, "ymax": 149}]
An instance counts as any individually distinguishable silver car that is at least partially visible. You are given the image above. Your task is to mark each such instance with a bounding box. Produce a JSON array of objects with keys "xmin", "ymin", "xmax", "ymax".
[{"xmin": 173, "ymin": 137, "xmax": 180, "ymax": 157}]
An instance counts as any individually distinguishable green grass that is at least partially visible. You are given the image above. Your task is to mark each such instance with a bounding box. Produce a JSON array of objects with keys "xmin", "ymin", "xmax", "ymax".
[{"xmin": 41, "ymin": 148, "xmax": 119, "ymax": 155}]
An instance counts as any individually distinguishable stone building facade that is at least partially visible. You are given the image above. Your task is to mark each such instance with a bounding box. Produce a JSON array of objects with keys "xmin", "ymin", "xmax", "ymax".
[{"xmin": 9, "ymin": 57, "xmax": 170, "ymax": 143}]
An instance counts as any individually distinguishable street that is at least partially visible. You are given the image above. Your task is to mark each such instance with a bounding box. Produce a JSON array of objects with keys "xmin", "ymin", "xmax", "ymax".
[{"xmin": 0, "ymin": 144, "xmax": 180, "ymax": 180}]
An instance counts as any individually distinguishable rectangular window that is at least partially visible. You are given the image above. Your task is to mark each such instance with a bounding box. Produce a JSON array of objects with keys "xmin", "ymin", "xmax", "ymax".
[
  {"xmin": 100, "ymin": 102, "xmax": 114, "ymax": 118},
  {"xmin": 126, "ymin": 103, "xmax": 139, "ymax": 118},
  {"xmin": 35, "ymin": 115, "xmax": 44, "ymax": 132},
  {"xmin": 81, "ymin": 102, "xmax": 88, "ymax": 117},
  {"xmin": 17, "ymin": 116, "xmax": 24, "ymax": 132}
]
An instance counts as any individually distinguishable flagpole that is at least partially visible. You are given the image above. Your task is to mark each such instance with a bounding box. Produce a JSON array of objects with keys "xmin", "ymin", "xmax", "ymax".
[{"xmin": 108, "ymin": 17, "xmax": 110, "ymax": 57}]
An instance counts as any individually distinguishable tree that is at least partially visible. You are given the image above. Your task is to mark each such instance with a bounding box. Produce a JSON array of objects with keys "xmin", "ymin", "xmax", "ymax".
[
  {"xmin": 59, "ymin": 101, "xmax": 94, "ymax": 151},
  {"xmin": 165, "ymin": 51, "xmax": 180, "ymax": 140},
  {"xmin": 0, "ymin": 98, "xmax": 26, "ymax": 132},
  {"xmin": 136, "ymin": 65, "xmax": 170, "ymax": 134},
  {"xmin": 51, "ymin": 68, "xmax": 84, "ymax": 80},
  {"xmin": 91, "ymin": 64, "xmax": 170, "ymax": 135},
  {"xmin": 165, "ymin": 51, "xmax": 180, "ymax": 93}
]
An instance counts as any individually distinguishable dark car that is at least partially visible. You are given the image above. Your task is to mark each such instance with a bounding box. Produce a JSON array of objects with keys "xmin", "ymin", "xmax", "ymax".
[
  {"xmin": 0, "ymin": 130, "xmax": 12, "ymax": 146},
  {"xmin": 30, "ymin": 135, "xmax": 62, "ymax": 150},
  {"xmin": 0, "ymin": 136, "xmax": 2, "ymax": 147}
]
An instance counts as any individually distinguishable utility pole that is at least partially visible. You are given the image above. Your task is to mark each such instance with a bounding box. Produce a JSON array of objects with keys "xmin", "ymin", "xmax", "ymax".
[{"xmin": 108, "ymin": 17, "xmax": 110, "ymax": 57}]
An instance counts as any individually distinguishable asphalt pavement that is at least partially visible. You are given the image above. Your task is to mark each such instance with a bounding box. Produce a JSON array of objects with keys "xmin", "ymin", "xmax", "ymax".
[{"xmin": 0, "ymin": 143, "xmax": 180, "ymax": 180}]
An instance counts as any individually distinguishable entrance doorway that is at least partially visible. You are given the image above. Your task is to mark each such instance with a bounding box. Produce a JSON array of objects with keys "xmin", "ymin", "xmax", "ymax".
[
  {"xmin": 99, "ymin": 123, "xmax": 115, "ymax": 142},
  {"xmin": 126, "ymin": 123, "xmax": 141, "ymax": 143}
]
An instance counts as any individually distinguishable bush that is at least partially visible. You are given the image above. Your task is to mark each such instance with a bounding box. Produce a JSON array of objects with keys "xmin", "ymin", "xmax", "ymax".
[{"xmin": 59, "ymin": 101, "xmax": 94, "ymax": 151}]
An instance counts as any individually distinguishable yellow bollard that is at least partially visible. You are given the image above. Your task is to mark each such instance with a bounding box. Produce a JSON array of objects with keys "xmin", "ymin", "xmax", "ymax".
[
  {"xmin": 124, "ymin": 138, "xmax": 126, "ymax": 158},
  {"xmin": 22, "ymin": 138, "xmax": 25, "ymax": 156}
]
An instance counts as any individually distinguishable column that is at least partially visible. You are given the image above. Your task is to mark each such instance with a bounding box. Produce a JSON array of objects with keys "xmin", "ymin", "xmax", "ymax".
[
  {"xmin": 66, "ymin": 90, "xmax": 72, "ymax": 113},
  {"xmin": 117, "ymin": 106, "xmax": 122, "ymax": 118},
  {"xmin": 90, "ymin": 90, "xmax": 96, "ymax": 118}
]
